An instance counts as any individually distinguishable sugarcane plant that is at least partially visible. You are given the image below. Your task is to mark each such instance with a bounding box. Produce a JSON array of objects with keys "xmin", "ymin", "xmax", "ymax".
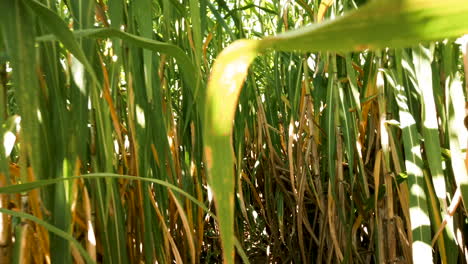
[{"xmin": 0, "ymin": 0, "xmax": 467, "ymax": 263}]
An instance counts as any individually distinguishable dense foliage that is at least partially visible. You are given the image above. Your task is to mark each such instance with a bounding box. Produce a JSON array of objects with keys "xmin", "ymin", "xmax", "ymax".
[{"xmin": 0, "ymin": 0, "xmax": 467, "ymax": 263}]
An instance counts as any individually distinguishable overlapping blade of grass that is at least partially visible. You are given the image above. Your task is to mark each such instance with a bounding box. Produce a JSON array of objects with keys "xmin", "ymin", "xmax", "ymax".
[
  {"xmin": 0, "ymin": 208, "xmax": 95, "ymax": 264},
  {"xmin": 383, "ymin": 62, "xmax": 432, "ymax": 262},
  {"xmin": 204, "ymin": 39, "xmax": 260, "ymax": 263},
  {"xmin": 29, "ymin": 1, "xmax": 204, "ymax": 259},
  {"xmin": 0, "ymin": 2, "xmax": 52, "ymax": 261},
  {"xmin": 376, "ymin": 65, "xmax": 394, "ymax": 262},
  {"xmin": 126, "ymin": 9, "xmax": 161, "ymax": 262},
  {"xmin": 339, "ymin": 55, "xmax": 363, "ymax": 261},
  {"xmin": 23, "ymin": 0, "xmax": 99, "ymax": 86},
  {"xmin": 411, "ymin": 44, "xmax": 456, "ymax": 261},
  {"xmin": 446, "ymin": 73, "xmax": 468, "ymax": 212},
  {"xmin": 324, "ymin": 54, "xmax": 339, "ymax": 220},
  {"xmin": 0, "ymin": 0, "xmax": 41, "ymax": 182},
  {"xmin": 412, "ymin": 44, "xmax": 446, "ymax": 207},
  {"xmin": 204, "ymin": 0, "xmax": 468, "ymax": 262},
  {"xmin": 75, "ymin": 0, "xmax": 130, "ymax": 262},
  {"xmin": 37, "ymin": 28, "xmax": 198, "ymax": 89},
  {"xmin": 23, "ymin": 1, "xmax": 130, "ymax": 262},
  {"xmin": 189, "ymin": 0, "xmax": 202, "ymax": 67},
  {"xmin": 262, "ymin": 0, "xmax": 468, "ymax": 52},
  {"xmin": 0, "ymin": 173, "xmax": 211, "ymax": 215},
  {"xmin": 3, "ymin": 0, "xmax": 468, "ymax": 262},
  {"xmin": 0, "ymin": 7, "xmax": 23, "ymax": 261},
  {"xmin": 441, "ymin": 42, "xmax": 468, "ymax": 215},
  {"xmin": 135, "ymin": 0, "xmax": 154, "ymax": 102}
]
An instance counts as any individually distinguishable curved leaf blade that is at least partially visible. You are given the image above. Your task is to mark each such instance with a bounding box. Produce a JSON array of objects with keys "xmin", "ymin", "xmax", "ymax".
[
  {"xmin": 261, "ymin": 0, "xmax": 468, "ymax": 52},
  {"xmin": 203, "ymin": 0, "xmax": 468, "ymax": 262},
  {"xmin": 0, "ymin": 208, "xmax": 95, "ymax": 264}
]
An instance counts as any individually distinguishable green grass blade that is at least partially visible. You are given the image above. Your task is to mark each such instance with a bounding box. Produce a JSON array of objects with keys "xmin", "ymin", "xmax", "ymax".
[
  {"xmin": 204, "ymin": 40, "xmax": 260, "ymax": 263},
  {"xmin": 135, "ymin": 0, "xmax": 154, "ymax": 102},
  {"xmin": 412, "ymin": 44, "xmax": 446, "ymax": 210},
  {"xmin": 411, "ymin": 45, "xmax": 452, "ymax": 262},
  {"xmin": 325, "ymin": 55, "xmax": 337, "ymax": 199},
  {"xmin": 189, "ymin": 0, "xmax": 202, "ymax": 64},
  {"xmin": 261, "ymin": 0, "xmax": 468, "ymax": 52},
  {"xmin": 206, "ymin": 1, "xmax": 236, "ymax": 40},
  {"xmin": 446, "ymin": 73, "xmax": 468, "ymax": 212},
  {"xmin": 0, "ymin": 173, "xmax": 211, "ymax": 216},
  {"xmin": 0, "ymin": 0, "xmax": 41, "ymax": 179},
  {"xmin": 23, "ymin": 0, "xmax": 99, "ymax": 86},
  {"xmin": 383, "ymin": 63, "xmax": 432, "ymax": 262},
  {"xmin": 37, "ymin": 28, "xmax": 198, "ymax": 93},
  {"xmin": 0, "ymin": 208, "xmax": 95, "ymax": 264}
]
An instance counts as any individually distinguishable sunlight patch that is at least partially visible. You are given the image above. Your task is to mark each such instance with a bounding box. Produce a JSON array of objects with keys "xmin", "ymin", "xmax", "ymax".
[
  {"xmin": 222, "ymin": 59, "xmax": 250, "ymax": 96},
  {"xmin": 207, "ymin": 185, "xmax": 213, "ymax": 203},
  {"xmin": 71, "ymin": 55, "xmax": 86, "ymax": 95},
  {"xmin": 87, "ymin": 220, "xmax": 96, "ymax": 246},
  {"xmin": 412, "ymin": 241, "xmax": 432, "ymax": 262},
  {"xmin": 410, "ymin": 184, "xmax": 425, "ymax": 198},
  {"xmin": 409, "ymin": 207, "xmax": 430, "ymax": 229},
  {"xmin": 405, "ymin": 160, "xmax": 422, "ymax": 176},
  {"xmin": 399, "ymin": 112, "xmax": 416, "ymax": 128},
  {"xmin": 5, "ymin": 62, "xmax": 12, "ymax": 73},
  {"xmin": 36, "ymin": 109, "xmax": 42, "ymax": 124},
  {"xmin": 136, "ymin": 105, "xmax": 146, "ymax": 128},
  {"xmin": 3, "ymin": 131, "xmax": 15, "ymax": 157}
]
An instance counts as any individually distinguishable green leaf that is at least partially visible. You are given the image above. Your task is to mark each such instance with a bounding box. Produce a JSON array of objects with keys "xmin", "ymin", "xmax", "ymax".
[
  {"xmin": 203, "ymin": 0, "xmax": 468, "ymax": 262},
  {"xmin": 0, "ymin": 208, "xmax": 95, "ymax": 264},
  {"xmin": 260, "ymin": 0, "xmax": 468, "ymax": 52},
  {"xmin": 0, "ymin": 173, "xmax": 211, "ymax": 216},
  {"xmin": 383, "ymin": 58, "xmax": 432, "ymax": 263},
  {"xmin": 37, "ymin": 28, "xmax": 198, "ymax": 94},
  {"xmin": 23, "ymin": 0, "xmax": 99, "ymax": 86}
]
